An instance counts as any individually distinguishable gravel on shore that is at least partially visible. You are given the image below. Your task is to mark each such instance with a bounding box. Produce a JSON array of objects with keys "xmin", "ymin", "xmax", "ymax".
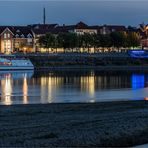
[{"xmin": 1, "ymin": 101, "xmax": 148, "ymax": 147}]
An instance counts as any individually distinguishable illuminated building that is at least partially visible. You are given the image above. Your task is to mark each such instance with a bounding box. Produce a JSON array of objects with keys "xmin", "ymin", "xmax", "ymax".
[
  {"xmin": 99, "ymin": 25, "xmax": 126, "ymax": 35},
  {"xmin": 0, "ymin": 20, "xmax": 145, "ymax": 53},
  {"xmin": 0, "ymin": 26, "xmax": 34, "ymax": 54}
]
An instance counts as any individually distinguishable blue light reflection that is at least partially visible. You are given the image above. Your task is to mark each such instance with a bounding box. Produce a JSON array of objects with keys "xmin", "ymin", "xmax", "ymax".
[{"xmin": 132, "ymin": 74, "xmax": 145, "ymax": 89}]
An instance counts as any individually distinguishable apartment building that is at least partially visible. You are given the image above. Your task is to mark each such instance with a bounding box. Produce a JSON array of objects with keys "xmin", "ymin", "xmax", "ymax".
[{"xmin": 0, "ymin": 26, "xmax": 34, "ymax": 54}]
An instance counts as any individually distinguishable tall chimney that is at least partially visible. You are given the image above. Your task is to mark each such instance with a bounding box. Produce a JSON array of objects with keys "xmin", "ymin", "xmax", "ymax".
[{"xmin": 43, "ymin": 7, "xmax": 46, "ymax": 24}]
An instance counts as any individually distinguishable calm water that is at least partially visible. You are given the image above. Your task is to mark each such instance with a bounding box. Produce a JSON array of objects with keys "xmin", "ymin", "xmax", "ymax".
[{"xmin": 0, "ymin": 70, "xmax": 148, "ymax": 105}]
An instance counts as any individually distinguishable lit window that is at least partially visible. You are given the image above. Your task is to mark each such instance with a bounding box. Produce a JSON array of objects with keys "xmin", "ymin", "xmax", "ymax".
[
  {"xmin": 27, "ymin": 38, "xmax": 32, "ymax": 43},
  {"xmin": 7, "ymin": 40, "xmax": 10, "ymax": 44},
  {"xmin": 7, "ymin": 40, "xmax": 11, "ymax": 49},
  {"xmin": 8, "ymin": 33, "xmax": 10, "ymax": 38},
  {"xmin": 4, "ymin": 40, "xmax": 6, "ymax": 45},
  {"xmin": 4, "ymin": 33, "xmax": 7, "ymax": 38}
]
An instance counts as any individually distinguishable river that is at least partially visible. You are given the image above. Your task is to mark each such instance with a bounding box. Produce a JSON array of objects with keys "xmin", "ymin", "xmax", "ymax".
[{"xmin": 0, "ymin": 70, "xmax": 148, "ymax": 105}]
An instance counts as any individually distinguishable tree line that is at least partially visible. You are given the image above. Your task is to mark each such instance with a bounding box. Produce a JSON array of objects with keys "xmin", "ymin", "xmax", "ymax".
[{"xmin": 38, "ymin": 31, "xmax": 140, "ymax": 53}]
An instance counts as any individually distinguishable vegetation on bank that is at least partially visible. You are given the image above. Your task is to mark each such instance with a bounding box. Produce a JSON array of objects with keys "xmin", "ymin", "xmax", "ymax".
[{"xmin": 38, "ymin": 31, "xmax": 140, "ymax": 52}]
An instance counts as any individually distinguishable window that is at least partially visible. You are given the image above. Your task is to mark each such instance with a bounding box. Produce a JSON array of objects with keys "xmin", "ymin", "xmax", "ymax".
[
  {"xmin": 4, "ymin": 40, "xmax": 6, "ymax": 46},
  {"xmin": 16, "ymin": 29, "xmax": 20, "ymax": 33},
  {"xmin": 15, "ymin": 34, "xmax": 19, "ymax": 38},
  {"xmin": 27, "ymin": 34, "xmax": 32, "ymax": 38},
  {"xmin": 27, "ymin": 38, "xmax": 32, "ymax": 43},
  {"xmin": 35, "ymin": 25, "xmax": 39, "ymax": 29},
  {"xmin": 8, "ymin": 33, "xmax": 10, "ymax": 38},
  {"xmin": 4, "ymin": 33, "xmax": 7, "ymax": 38},
  {"xmin": 21, "ymin": 34, "xmax": 25, "ymax": 38},
  {"xmin": 7, "ymin": 40, "xmax": 11, "ymax": 49}
]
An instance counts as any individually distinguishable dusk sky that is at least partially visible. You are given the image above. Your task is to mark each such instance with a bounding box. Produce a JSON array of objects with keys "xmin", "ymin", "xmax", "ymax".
[{"xmin": 0, "ymin": 0, "xmax": 148, "ymax": 26}]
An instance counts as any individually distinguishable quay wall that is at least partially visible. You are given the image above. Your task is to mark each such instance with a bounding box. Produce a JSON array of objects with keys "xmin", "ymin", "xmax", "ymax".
[{"xmin": 14, "ymin": 53, "xmax": 148, "ymax": 70}]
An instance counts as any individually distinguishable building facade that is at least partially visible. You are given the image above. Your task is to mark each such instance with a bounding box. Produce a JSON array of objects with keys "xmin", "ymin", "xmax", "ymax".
[{"xmin": 0, "ymin": 26, "xmax": 34, "ymax": 54}]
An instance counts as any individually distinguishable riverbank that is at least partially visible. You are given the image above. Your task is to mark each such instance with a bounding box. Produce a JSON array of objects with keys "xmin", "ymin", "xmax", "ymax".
[
  {"xmin": 20, "ymin": 52, "xmax": 148, "ymax": 69},
  {"xmin": 1, "ymin": 101, "xmax": 148, "ymax": 147},
  {"xmin": 36, "ymin": 65, "xmax": 148, "ymax": 71}
]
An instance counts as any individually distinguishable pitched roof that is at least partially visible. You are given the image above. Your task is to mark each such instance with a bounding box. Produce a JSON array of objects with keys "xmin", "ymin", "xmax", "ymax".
[
  {"xmin": 32, "ymin": 27, "xmax": 70, "ymax": 35},
  {"xmin": 28, "ymin": 24, "xmax": 58, "ymax": 30},
  {"xmin": 75, "ymin": 21, "xmax": 88, "ymax": 29},
  {"xmin": 0, "ymin": 26, "xmax": 33, "ymax": 38},
  {"xmin": 0, "ymin": 26, "xmax": 10, "ymax": 34},
  {"xmin": 12, "ymin": 26, "xmax": 33, "ymax": 37},
  {"xmin": 32, "ymin": 29, "xmax": 52, "ymax": 35},
  {"xmin": 75, "ymin": 22, "xmax": 99, "ymax": 30}
]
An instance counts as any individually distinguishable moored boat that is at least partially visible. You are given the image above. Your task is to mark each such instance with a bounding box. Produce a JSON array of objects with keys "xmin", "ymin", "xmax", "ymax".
[{"xmin": 0, "ymin": 57, "xmax": 34, "ymax": 70}]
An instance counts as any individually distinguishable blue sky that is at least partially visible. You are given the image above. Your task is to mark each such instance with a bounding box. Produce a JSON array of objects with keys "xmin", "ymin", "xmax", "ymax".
[{"xmin": 0, "ymin": 0, "xmax": 148, "ymax": 26}]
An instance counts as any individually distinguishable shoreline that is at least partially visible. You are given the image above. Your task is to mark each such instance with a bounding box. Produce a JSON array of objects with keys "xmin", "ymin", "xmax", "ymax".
[
  {"xmin": 35, "ymin": 65, "xmax": 148, "ymax": 71},
  {"xmin": 1, "ymin": 100, "xmax": 148, "ymax": 147},
  {"xmin": 1, "ymin": 65, "xmax": 148, "ymax": 71}
]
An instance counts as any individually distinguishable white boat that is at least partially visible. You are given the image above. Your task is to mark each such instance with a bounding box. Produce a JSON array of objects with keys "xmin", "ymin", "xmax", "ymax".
[{"xmin": 0, "ymin": 57, "xmax": 34, "ymax": 70}]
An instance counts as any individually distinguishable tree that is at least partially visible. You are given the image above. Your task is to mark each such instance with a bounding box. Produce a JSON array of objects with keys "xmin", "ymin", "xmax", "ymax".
[
  {"xmin": 38, "ymin": 30, "xmax": 141, "ymax": 53},
  {"xmin": 99, "ymin": 34, "xmax": 112, "ymax": 52},
  {"xmin": 93, "ymin": 34, "xmax": 101, "ymax": 52},
  {"xmin": 57, "ymin": 33, "xmax": 78, "ymax": 52},
  {"xmin": 38, "ymin": 33, "xmax": 56, "ymax": 52},
  {"xmin": 126, "ymin": 32, "xmax": 140, "ymax": 49},
  {"xmin": 110, "ymin": 31, "xmax": 127, "ymax": 51},
  {"xmin": 68, "ymin": 33, "xmax": 78, "ymax": 52},
  {"xmin": 81, "ymin": 33, "xmax": 94, "ymax": 53}
]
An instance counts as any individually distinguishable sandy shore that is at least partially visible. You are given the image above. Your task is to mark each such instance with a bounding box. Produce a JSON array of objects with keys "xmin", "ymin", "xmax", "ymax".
[{"xmin": 1, "ymin": 101, "xmax": 148, "ymax": 147}]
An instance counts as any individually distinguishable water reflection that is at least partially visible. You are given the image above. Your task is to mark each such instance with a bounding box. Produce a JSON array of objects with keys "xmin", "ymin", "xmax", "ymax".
[
  {"xmin": 23, "ymin": 74, "xmax": 28, "ymax": 104},
  {"xmin": 132, "ymin": 74, "xmax": 145, "ymax": 89},
  {"xmin": 0, "ymin": 70, "xmax": 148, "ymax": 105},
  {"xmin": 1, "ymin": 74, "xmax": 12, "ymax": 105},
  {"xmin": 80, "ymin": 73, "xmax": 95, "ymax": 102},
  {"xmin": 0, "ymin": 71, "xmax": 33, "ymax": 105},
  {"xmin": 40, "ymin": 76, "xmax": 64, "ymax": 103}
]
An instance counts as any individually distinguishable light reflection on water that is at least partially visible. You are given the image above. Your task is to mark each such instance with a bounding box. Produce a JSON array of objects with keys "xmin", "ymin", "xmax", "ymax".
[{"xmin": 0, "ymin": 70, "xmax": 148, "ymax": 105}]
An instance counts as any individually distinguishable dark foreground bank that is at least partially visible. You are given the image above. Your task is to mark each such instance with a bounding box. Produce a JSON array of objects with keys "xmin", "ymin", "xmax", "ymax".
[{"xmin": 1, "ymin": 101, "xmax": 148, "ymax": 147}]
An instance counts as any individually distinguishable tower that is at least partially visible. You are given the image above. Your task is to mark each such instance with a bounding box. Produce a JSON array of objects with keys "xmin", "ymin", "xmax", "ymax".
[{"xmin": 43, "ymin": 7, "xmax": 46, "ymax": 24}]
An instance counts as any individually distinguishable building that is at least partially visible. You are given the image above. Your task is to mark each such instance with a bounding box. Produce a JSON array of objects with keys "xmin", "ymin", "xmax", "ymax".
[
  {"xmin": 139, "ymin": 24, "xmax": 148, "ymax": 48},
  {"xmin": 29, "ymin": 24, "xmax": 58, "ymax": 52},
  {"xmin": 99, "ymin": 25, "xmax": 127, "ymax": 34},
  {"xmin": 55, "ymin": 22, "xmax": 98, "ymax": 35},
  {"xmin": 0, "ymin": 21, "xmax": 145, "ymax": 54},
  {"xmin": 29, "ymin": 22, "xmax": 99, "ymax": 52},
  {"xmin": 0, "ymin": 26, "xmax": 34, "ymax": 54},
  {"xmin": 72, "ymin": 21, "xmax": 98, "ymax": 35}
]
